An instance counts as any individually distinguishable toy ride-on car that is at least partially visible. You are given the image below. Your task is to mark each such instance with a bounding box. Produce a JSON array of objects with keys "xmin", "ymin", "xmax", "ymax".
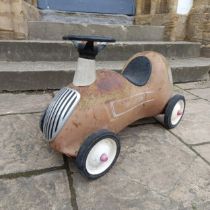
[{"xmin": 40, "ymin": 35, "xmax": 185, "ymax": 180}]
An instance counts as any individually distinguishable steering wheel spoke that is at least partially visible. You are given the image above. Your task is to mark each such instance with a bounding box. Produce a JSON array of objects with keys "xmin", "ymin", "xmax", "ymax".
[{"xmin": 63, "ymin": 35, "xmax": 116, "ymax": 60}]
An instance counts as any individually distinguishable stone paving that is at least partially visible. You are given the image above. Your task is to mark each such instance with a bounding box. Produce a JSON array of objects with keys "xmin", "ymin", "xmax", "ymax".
[{"xmin": 0, "ymin": 82, "xmax": 210, "ymax": 210}]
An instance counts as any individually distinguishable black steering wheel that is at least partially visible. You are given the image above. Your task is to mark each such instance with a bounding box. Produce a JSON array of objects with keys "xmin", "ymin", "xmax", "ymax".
[
  {"xmin": 63, "ymin": 35, "xmax": 116, "ymax": 43},
  {"xmin": 63, "ymin": 35, "xmax": 116, "ymax": 59}
]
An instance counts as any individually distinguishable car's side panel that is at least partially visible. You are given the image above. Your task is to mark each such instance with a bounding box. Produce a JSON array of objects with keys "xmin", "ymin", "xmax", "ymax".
[{"xmin": 50, "ymin": 71, "xmax": 131, "ymax": 156}]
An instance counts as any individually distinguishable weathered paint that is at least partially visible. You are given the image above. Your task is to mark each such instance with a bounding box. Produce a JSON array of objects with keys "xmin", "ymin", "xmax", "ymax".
[{"xmin": 50, "ymin": 51, "xmax": 173, "ymax": 157}]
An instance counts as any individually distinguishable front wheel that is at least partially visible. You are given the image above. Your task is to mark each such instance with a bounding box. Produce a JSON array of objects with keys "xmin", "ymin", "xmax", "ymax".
[
  {"xmin": 76, "ymin": 130, "xmax": 120, "ymax": 180},
  {"xmin": 164, "ymin": 95, "xmax": 185, "ymax": 129}
]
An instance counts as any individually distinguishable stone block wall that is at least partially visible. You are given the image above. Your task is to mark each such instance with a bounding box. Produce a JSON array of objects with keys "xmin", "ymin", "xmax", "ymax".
[
  {"xmin": 0, "ymin": 0, "xmax": 39, "ymax": 39},
  {"xmin": 186, "ymin": 0, "xmax": 210, "ymax": 56},
  {"xmin": 187, "ymin": 2, "xmax": 210, "ymax": 44},
  {"xmin": 24, "ymin": 0, "xmax": 37, "ymax": 7},
  {"xmin": 135, "ymin": 0, "xmax": 193, "ymax": 41},
  {"xmin": 135, "ymin": 0, "xmax": 183, "ymax": 41},
  {"xmin": 0, "ymin": 0, "xmax": 17, "ymax": 39},
  {"xmin": 135, "ymin": 0, "xmax": 210, "ymax": 45}
]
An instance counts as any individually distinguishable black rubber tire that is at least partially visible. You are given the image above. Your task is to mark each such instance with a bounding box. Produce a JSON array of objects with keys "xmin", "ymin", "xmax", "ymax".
[
  {"xmin": 164, "ymin": 94, "xmax": 185, "ymax": 129},
  {"xmin": 39, "ymin": 108, "xmax": 47, "ymax": 132},
  {"xmin": 76, "ymin": 130, "xmax": 120, "ymax": 180}
]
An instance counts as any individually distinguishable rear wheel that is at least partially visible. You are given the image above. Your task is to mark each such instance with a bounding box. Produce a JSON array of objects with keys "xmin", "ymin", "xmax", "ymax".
[
  {"xmin": 164, "ymin": 95, "xmax": 185, "ymax": 129},
  {"xmin": 76, "ymin": 130, "xmax": 120, "ymax": 180}
]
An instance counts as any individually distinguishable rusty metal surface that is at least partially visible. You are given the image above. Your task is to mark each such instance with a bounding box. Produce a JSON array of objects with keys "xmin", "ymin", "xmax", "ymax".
[{"xmin": 50, "ymin": 51, "xmax": 173, "ymax": 157}]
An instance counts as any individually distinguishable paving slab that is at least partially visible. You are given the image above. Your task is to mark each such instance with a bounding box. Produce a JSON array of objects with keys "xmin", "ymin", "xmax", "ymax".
[
  {"xmin": 0, "ymin": 114, "xmax": 63, "ymax": 175},
  {"xmin": 176, "ymin": 81, "xmax": 210, "ymax": 90},
  {"xmin": 174, "ymin": 86, "xmax": 199, "ymax": 100},
  {"xmin": 187, "ymin": 88, "xmax": 210, "ymax": 101},
  {"xmin": 0, "ymin": 170, "xmax": 72, "ymax": 210},
  {"xmin": 193, "ymin": 144, "xmax": 210, "ymax": 163},
  {"xmin": 170, "ymin": 99, "xmax": 210, "ymax": 144},
  {"xmin": 182, "ymin": 202, "xmax": 210, "ymax": 210},
  {"xmin": 70, "ymin": 124, "xmax": 199, "ymax": 210},
  {"xmin": 169, "ymin": 158, "xmax": 210, "ymax": 209},
  {"xmin": 0, "ymin": 93, "xmax": 51, "ymax": 115},
  {"xmin": 72, "ymin": 175, "xmax": 179, "ymax": 210}
]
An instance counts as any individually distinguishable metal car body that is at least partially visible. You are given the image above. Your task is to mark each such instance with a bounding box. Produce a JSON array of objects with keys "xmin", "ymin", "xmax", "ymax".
[
  {"xmin": 40, "ymin": 35, "xmax": 185, "ymax": 179},
  {"xmin": 41, "ymin": 51, "xmax": 173, "ymax": 157}
]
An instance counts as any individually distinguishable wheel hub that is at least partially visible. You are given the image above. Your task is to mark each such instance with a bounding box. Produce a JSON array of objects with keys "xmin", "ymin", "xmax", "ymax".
[
  {"xmin": 85, "ymin": 138, "xmax": 117, "ymax": 175},
  {"xmin": 177, "ymin": 111, "xmax": 183, "ymax": 116},
  {"xmin": 171, "ymin": 100, "xmax": 185, "ymax": 125},
  {"xmin": 100, "ymin": 153, "xmax": 109, "ymax": 162}
]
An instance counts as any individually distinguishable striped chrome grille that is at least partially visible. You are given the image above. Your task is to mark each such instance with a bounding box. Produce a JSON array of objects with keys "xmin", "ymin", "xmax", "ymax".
[{"xmin": 42, "ymin": 87, "xmax": 80, "ymax": 141}]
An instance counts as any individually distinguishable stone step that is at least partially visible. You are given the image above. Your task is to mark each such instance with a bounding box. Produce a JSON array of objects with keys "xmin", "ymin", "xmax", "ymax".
[
  {"xmin": 40, "ymin": 10, "xmax": 134, "ymax": 25},
  {"xmin": 0, "ymin": 57, "xmax": 209, "ymax": 91},
  {"xmin": 0, "ymin": 41, "xmax": 200, "ymax": 62},
  {"xmin": 201, "ymin": 46, "xmax": 210, "ymax": 58},
  {"xmin": 28, "ymin": 21, "xmax": 165, "ymax": 41}
]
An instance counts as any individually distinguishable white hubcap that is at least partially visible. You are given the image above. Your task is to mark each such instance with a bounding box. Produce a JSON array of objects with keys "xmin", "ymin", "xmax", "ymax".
[
  {"xmin": 86, "ymin": 138, "xmax": 117, "ymax": 175},
  {"xmin": 171, "ymin": 100, "xmax": 185, "ymax": 125}
]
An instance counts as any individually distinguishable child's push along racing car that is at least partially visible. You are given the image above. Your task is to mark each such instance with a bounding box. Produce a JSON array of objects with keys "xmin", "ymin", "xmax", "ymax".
[{"xmin": 40, "ymin": 35, "xmax": 185, "ymax": 179}]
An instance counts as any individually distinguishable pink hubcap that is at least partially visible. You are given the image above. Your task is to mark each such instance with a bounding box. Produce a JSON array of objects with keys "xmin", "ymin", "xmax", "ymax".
[
  {"xmin": 100, "ymin": 153, "xmax": 108, "ymax": 162},
  {"xmin": 177, "ymin": 111, "xmax": 183, "ymax": 116}
]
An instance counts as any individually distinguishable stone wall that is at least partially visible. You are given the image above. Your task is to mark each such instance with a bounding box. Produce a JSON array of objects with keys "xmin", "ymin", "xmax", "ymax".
[
  {"xmin": 186, "ymin": 0, "xmax": 210, "ymax": 56},
  {"xmin": 135, "ymin": 0, "xmax": 189, "ymax": 41},
  {"xmin": 0, "ymin": 0, "xmax": 39, "ymax": 39},
  {"xmin": 187, "ymin": 0, "xmax": 210, "ymax": 44},
  {"xmin": 0, "ymin": 0, "xmax": 13, "ymax": 39},
  {"xmin": 135, "ymin": 0, "xmax": 210, "ymax": 46},
  {"xmin": 24, "ymin": 0, "xmax": 37, "ymax": 7}
]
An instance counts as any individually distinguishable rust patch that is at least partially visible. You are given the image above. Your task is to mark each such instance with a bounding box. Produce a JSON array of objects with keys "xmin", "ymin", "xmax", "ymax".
[
  {"xmin": 72, "ymin": 121, "xmax": 79, "ymax": 128},
  {"xmin": 96, "ymin": 71, "xmax": 124, "ymax": 92}
]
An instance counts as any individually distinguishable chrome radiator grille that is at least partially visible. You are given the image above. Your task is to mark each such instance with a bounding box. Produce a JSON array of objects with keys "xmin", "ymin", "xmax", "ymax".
[{"xmin": 42, "ymin": 87, "xmax": 80, "ymax": 141}]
